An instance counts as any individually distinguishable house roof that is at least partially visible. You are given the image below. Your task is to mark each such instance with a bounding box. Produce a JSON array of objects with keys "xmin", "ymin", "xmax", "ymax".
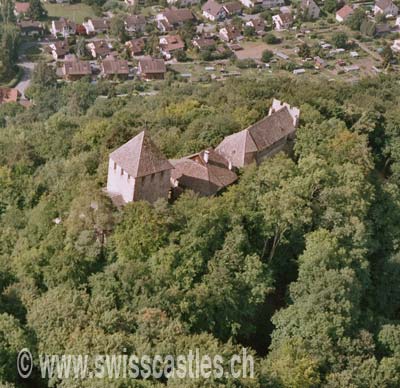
[
  {"xmin": 0, "ymin": 88, "xmax": 20, "ymax": 104},
  {"xmin": 88, "ymin": 40, "xmax": 112, "ymax": 56},
  {"xmin": 216, "ymin": 107, "xmax": 295, "ymax": 165},
  {"xmin": 277, "ymin": 12, "xmax": 293, "ymax": 24},
  {"xmin": 138, "ymin": 57, "xmax": 167, "ymax": 74},
  {"xmin": 220, "ymin": 24, "xmax": 242, "ymax": 40},
  {"xmin": 110, "ymin": 131, "xmax": 173, "ymax": 178},
  {"xmin": 192, "ymin": 37, "xmax": 215, "ymax": 49},
  {"xmin": 216, "ymin": 129, "xmax": 258, "ymax": 167},
  {"xmin": 202, "ymin": 0, "xmax": 224, "ymax": 16},
  {"xmin": 126, "ymin": 38, "xmax": 146, "ymax": 54},
  {"xmin": 162, "ymin": 8, "xmax": 194, "ymax": 24},
  {"xmin": 63, "ymin": 59, "xmax": 92, "ymax": 76},
  {"xmin": 102, "ymin": 57, "xmax": 129, "ymax": 75},
  {"xmin": 223, "ymin": 1, "xmax": 242, "ymax": 14},
  {"xmin": 375, "ymin": 0, "xmax": 393, "ymax": 10},
  {"xmin": 53, "ymin": 18, "xmax": 76, "ymax": 31},
  {"xmin": 336, "ymin": 4, "xmax": 353, "ymax": 19},
  {"xmin": 89, "ymin": 18, "xmax": 110, "ymax": 30},
  {"xmin": 160, "ymin": 34, "xmax": 185, "ymax": 51},
  {"xmin": 171, "ymin": 149, "xmax": 238, "ymax": 196},
  {"xmin": 50, "ymin": 40, "xmax": 69, "ymax": 56},
  {"xmin": 247, "ymin": 18, "xmax": 265, "ymax": 31},
  {"xmin": 125, "ymin": 14, "xmax": 146, "ymax": 28},
  {"xmin": 15, "ymin": 2, "xmax": 30, "ymax": 14}
]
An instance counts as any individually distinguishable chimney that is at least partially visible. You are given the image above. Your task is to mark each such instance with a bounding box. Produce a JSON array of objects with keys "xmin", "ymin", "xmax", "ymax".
[{"xmin": 204, "ymin": 150, "xmax": 209, "ymax": 164}]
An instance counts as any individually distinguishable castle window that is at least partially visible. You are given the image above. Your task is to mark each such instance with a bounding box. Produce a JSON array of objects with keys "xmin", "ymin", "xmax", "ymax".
[
  {"xmin": 121, "ymin": 168, "xmax": 124, "ymax": 176},
  {"xmin": 161, "ymin": 171, "xmax": 164, "ymax": 178},
  {"xmin": 113, "ymin": 162, "xmax": 117, "ymax": 170},
  {"xmin": 151, "ymin": 173, "xmax": 155, "ymax": 181},
  {"xmin": 128, "ymin": 174, "xmax": 130, "ymax": 181}
]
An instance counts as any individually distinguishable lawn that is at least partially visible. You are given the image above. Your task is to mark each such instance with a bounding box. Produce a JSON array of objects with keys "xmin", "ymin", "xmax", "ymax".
[{"xmin": 44, "ymin": 3, "xmax": 96, "ymax": 23}]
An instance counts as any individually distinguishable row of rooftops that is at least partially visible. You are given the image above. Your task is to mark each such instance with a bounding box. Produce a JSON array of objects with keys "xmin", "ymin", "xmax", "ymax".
[{"xmin": 107, "ymin": 99, "xmax": 300, "ymax": 201}]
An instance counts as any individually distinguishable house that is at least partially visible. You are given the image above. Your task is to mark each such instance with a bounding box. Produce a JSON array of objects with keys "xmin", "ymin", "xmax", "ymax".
[
  {"xmin": 374, "ymin": 0, "xmax": 398, "ymax": 16},
  {"xmin": 223, "ymin": 2, "xmax": 242, "ymax": 16},
  {"xmin": 216, "ymin": 100, "xmax": 299, "ymax": 168},
  {"xmin": 125, "ymin": 38, "xmax": 146, "ymax": 56},
  {"xmin": 106, "ymin": 131, "xmax": 174, "ymax": 204},
  {"xmin": 83, "ymin": 18, "xmax": 110, "ymax": 35},
  {"xmin": 0, "ymin": 88, "xmax": 20, "ymax": 105},
  {"xmin": 62, "ymin": 56, "xmax": 92, "ymax": 80},
  {"xmin": 300, "ymin": 0, "xmax": 320, "ymax": 19},
  {"xmin": 86, "ymin": 40, "xmax": 113, "ymax": 59},
  {"xmin": 391, "ymin": 39, "xmax": 400, "ymax": 52},
  {"xmin": 48, "ymin": 40, "xmax": 69, "ymax": 60},
  {"xmin": 202, "ymin": 0, "xmax": 228, "ymax": 21},
  {"xmin": 245, "ymin": 18, "xmax": 265, "ymax": 35},
  {"xmin": 125, "ymin": 15, "xmax": 146, "ymax": 34},
  {"xmin": 219, "ymin": 24, "xmax": 242, "ymax": 42},
  {"xmin": 101, "ymin": 56, "xmax": 129, "ymax": 79},
  {"xmin": 137, "ymin": 57, "xmax": 167, "ymax": 80},
  {"xmin": 170, "ymin": 149, "xmax": 238, "ymax": 197},
  {"xmin": 159, "ymin": 35, "xmax": 185, "ymax": 59},
  {"xmin": 156, "ymin": 8, "xmax": 194, "ymax": 32},
  {"xmin": 51, "ymin": 18, "xmax": 76, "ymax": 38},
  {"xmin": 192, "ymin": 37, "xmax": 216, "ymax": 50},
  {"xmin": 19, "ymin": 20, "xmax": 44, "ymax": 36},
  {"xmin": 272, "ymin": 12, "xmax": 293, "ymax": 30},
  {"xmin": 336, "ymin": 5, "xmax": 353, "ymax": 22},
  {"xmin": 14, "ymin": 2, "xmax": 30, "ymax": 17},
  {"xmin": 239, "ymin": 0, "xmax": 284, "ymax": 9}
]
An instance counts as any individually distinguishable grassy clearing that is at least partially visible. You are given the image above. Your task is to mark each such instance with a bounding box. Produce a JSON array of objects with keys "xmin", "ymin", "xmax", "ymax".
[{"xmin": 44, "ymin": 3, "xmax": 96, "ymax": 23}]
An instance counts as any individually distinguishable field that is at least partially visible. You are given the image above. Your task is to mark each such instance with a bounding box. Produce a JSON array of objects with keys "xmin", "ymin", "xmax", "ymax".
[{"xmin": 44, "ymin": 3, "xmax": 96, "ymax": 23}]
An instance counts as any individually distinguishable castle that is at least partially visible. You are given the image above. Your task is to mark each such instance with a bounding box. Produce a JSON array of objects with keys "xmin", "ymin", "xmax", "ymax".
[{"xmin": 106, "ymin": 99, "xmax": 300, "ymax": 205}]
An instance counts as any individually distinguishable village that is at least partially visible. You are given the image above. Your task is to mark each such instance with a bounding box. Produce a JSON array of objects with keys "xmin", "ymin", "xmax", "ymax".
[{"xmin": 2, "ymin": 0, "xmax": 400, "ymax": 106}]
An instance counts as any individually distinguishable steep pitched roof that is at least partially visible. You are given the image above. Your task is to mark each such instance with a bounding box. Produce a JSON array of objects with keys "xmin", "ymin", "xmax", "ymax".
[
  {"xmin": 163, "ymin": 8, "xmax": 194, "ymax": 24},
  {"xmin": 336, "ymin": 4, "xmax": 353, "ymax": 19},
  {"xmin": 63, "ymin": 59, "xmax": 91, "ymax": 76},
  {"xmin": 376, "ymin": 0, "xmax": 393, "ymax": 10},
  {"xmin": 202, "ymin": 0, "xmax": 224, "ymax": 17},
  {"xmin": 247, "ymin": 107, "xmax": 295, "ymax": 150},
  {"xmin": 215, "ymin": 130, "xmax": 257, "ymax": 167},
  {"xmin": 101, "ymin": 57, "xmax": 129, "ymax": 75},
  {"xmin": 15, "ymin": 2, "xmax": 30, "ymax": 14},
  {"xmin": 223, "ymin": 1, "xmax": 242, "ymax": 14},
  {"xmin": 110, "ymin": 131, "xmax": 173, "ymax": 178},
  {"xmin": 125, "ymin": 14, "xmax": 146, "ymax": 29},
  {"xmin": 171, "ymin": 149, "xmax": 238, "ymax": 196},
  {"xmin": 138, "ymin": 57, "xmax": 166, "ymax": 73},
  {"xmin": 216, "ymin": 107, "xmax": 295, "ymax": 166}
]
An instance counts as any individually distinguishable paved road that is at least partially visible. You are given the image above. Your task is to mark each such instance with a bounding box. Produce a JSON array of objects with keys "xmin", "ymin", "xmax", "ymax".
[{"xmin": 16, "ymin": 60, "xmax": 35, "ymax": 98}]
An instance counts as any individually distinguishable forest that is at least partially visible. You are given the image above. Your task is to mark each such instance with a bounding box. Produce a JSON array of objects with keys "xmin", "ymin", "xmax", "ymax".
[{"xmin": 1, "ymin": 71, "xmax": 400, "ymax": 387}]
